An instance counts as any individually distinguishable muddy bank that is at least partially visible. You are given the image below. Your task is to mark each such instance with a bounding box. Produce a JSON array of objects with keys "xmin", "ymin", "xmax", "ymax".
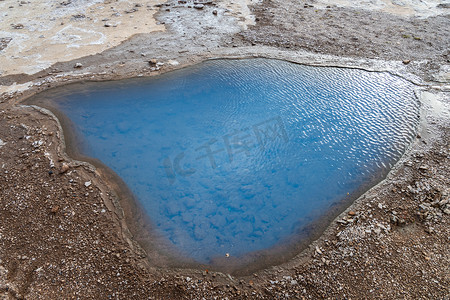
[{"xmin": 0, "ymin": 0, "xmax": 449, "ymax": 298}]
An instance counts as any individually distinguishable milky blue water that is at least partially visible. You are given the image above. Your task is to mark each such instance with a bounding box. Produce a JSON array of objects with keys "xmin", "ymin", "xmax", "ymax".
[{"xmin": 36, "ymin": 59, "xmax": 418, "ymax": 263}]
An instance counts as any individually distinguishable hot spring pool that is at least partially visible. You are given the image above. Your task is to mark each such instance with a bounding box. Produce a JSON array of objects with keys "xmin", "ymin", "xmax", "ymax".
[{"xmin": 29, "ymin": 59, "xmax": 419, "ymax": 266}]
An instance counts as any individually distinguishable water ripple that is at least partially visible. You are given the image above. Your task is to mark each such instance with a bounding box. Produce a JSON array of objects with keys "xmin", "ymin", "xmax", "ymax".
[{"xmin": 31, "ymin": 58, "xmax": 419, "ymax": 264}]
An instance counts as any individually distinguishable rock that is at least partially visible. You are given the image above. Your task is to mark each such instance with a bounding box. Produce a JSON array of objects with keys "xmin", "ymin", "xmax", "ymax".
[
  {"xmin": 12, "ymin": 24, "xmax": 24, "ymax": 29},
  {"xmin": 60, "ymin": 163, "xmax": 69, "ymax": 173},
  {"xmin": 0, "ymin": 38, "xmax": 12, "ymax": 51},
  {"xmin": 424, "ymin": 226, "xmax": 434, "ymax": 234},
  {"xmin": 390, "ymin": 214, "xmax": 398, "ymax": 224},
  {"xmin": 402, "ymin": 60, "xmax": 411, "ymax": 65},
  {"xmin": 437, "ymin": 3, "xmax": 450, "ymax": 8},
  {"xmin": 337, "ymin": 219, "xmax": 348, "ymax": 225},
  {"xmin": 194, "ymin": 4, "xmax": 204, "ymax": 9},
  {"xmin": 418, "ymin": 165, "xmax": 429, "ymax": 171},
  {"xmin": 315, "ymin": 246, "xmax": 322, "ymax": 255},
  {"xmin": 194, "ymin": 0, "xmax": 212, "ymax": 4},
  {"xmin": 84, "ymin": 181, "xmax": 92, "ymax": 187},
  {"xmin": 348, "ymin": 210, "xmax": 356, "ymax": 216},
  {"xmin": 213, "ymin": 9, "xmax": 218, "ymax": 15},
  {"xmin": 74, "ymin": 63, "xmax": 83, "ymax": 68}
]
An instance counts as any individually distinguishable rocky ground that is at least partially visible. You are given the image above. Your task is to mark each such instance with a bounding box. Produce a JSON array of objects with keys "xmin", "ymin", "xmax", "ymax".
[{"xmin": 0, "ymin": 0, "xmax": 449, "ymax": 299}]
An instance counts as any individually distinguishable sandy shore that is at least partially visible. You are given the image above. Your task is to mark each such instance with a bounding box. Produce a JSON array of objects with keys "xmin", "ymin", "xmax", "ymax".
[{"xmin": 0, "ymin": 0, "xmax": 449, "ymax": 298}]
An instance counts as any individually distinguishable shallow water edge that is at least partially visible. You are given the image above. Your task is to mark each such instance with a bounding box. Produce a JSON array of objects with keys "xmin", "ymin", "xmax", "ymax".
[{"xmin": 21, "ymin": 58, "xmax": 422, "ymax": 274}]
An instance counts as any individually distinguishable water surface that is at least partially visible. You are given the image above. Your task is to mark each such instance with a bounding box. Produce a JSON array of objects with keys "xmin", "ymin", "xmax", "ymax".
[{"xmin": 29, "ymin": 59, "xmax": 419, "ymax": 265}]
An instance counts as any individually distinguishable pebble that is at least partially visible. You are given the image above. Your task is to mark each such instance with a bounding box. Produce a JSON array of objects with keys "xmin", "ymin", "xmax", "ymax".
[
  {"xmin": 84, "ymin": 181, "xmax": 92, "ymax": 187},
  {"xmin": 12, "ymin": 24, "xmax": 24, "ymax": 29},
  {"xmin": 60, "ymin": 163, "xmax": 70, "ymax": 173},
  {"xmin": 419, "ymin": 164, "xmax": 429, "ymax": 171},
  {"xmin": 315, "ymin": 246, "xmax": 322, "ymax": 255},
  {"xmin": 194, "ymin": 4, "xmax": 204, "ymax": 9},
  {"xmin": 402, "ymin": 60, "xmax": 411, "ymax": 64},
  {"xmin": 74, "ymin": 63, "xmax": 83, "ymax": 68},
  {"xmin": 167, "ymin": 60, "xmax": 179, "ymax": 66}
]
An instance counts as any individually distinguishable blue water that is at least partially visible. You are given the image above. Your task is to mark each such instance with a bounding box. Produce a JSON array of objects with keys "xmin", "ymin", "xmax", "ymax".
[{"xmin": 38, "ymin": 59, "xmax": 418, "ymax": 263}]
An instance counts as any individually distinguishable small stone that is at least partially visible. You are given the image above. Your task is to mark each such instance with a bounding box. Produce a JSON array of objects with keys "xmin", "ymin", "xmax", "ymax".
[
  {"xmin": 225, "ymin": 253, "xmax": 230, "ymax": 257},
  {"xmin": 12, "ymin": 24, "xmax": 24, "ymax": 29},
  {"xmin": 315, "ymin": 246, "xmax": 322, "ymax": 255},
  {"xmin": 74, "ymin": 63, "xmax": 83, "ymax": 68},
  {"xmin": 167, "ymin": 60, "xmax": 179, "ymax": 66},
  {"xmin": 348, "ymin": 211, "xmax": 356, "ymax": 216},
  {"xmin": 84, "ymin": 181, "xmax": 92, "ymax": 187},
  {"xmin": 212, "ymin": 9, "xmax": 217, "ymax": 15},
  {"xmin": 51, "ymin": 205, "xmax": 59, "ymax": 213},
  {"xmin": 402, "ymin": 60, "xmax": 411, "ymax": 65},
  {"xmin": 424, "ymin": 227, "xmax": 434, "ymax": 234},
  {"xmin": 390, "ymin": 215, "xmax": 398, "ymax": 224},
  {"xmin": 418, "ymin": 165, "xmax": 429, "ymax": 171},
  {"xmin": 337, "ymin": 219, "xmax": 348, "ymax": 225},
  {"xmin": 60, "ymin": 163, "xmax": 69, "ymax": 173},
  {"xmin": 194, "ymin": 4, "xmax": 204, "ymax": 9}
]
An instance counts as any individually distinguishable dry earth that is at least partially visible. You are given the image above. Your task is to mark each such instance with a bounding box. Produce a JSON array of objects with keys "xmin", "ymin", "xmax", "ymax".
[{"xmin": 0, "ymin": 0, "xmax": 449, "ymax": 299}]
